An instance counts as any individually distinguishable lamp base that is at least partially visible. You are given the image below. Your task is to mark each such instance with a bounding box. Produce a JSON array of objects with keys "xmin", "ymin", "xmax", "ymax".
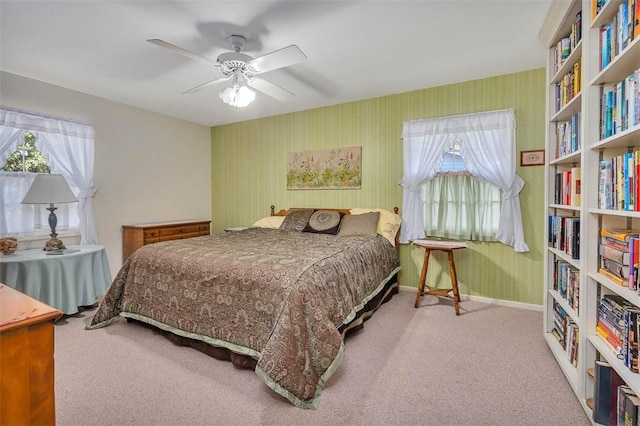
[{"xmin": 43, "ymin": 233, "xmax": 66, "ymax": 251}]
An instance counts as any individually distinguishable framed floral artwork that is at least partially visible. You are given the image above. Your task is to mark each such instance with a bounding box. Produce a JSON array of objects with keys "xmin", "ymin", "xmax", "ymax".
[{"xmin": 287, "ymin": 146, "xmax": 362, "ymax": 190}]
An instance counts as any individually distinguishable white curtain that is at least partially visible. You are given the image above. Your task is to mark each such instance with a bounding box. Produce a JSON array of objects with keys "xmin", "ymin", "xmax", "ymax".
[
  {"xmin": 0, "ymin": 127, "xmax": 22, "ymax": 165},
  {"xmin": 0, "ymin": 172, "xmax": 37, "ymax": 235},
  {"xmin": 399, "ymin": 109, "xmax": 529, "ymax": 252},
  {"xmin": 0, "ymin": 107, "xmax": 98, "ymax": 244}
]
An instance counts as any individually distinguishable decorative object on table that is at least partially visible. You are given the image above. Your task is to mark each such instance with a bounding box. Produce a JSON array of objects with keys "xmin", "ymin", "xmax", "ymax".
[
  {"xmin": 0, "ymin": 237, "xmax": 18, "ymax": 256},
  {"xmin": 21, "ymin": 174, "xmax": 78, "ymax": 251},
  {"xmin": 287, "ymin": 146, "xmax": 362, "ymax": 190}
]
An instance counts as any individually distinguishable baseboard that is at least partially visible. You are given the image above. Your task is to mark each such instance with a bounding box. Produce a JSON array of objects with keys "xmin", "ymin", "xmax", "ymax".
[{"xmin": 398, "ymin": 285, "xmax": 543, "ymax": 312}]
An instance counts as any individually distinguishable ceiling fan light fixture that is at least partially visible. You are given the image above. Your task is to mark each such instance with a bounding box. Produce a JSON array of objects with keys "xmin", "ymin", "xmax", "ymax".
[{"xmin": 219, "ymin": 84, "xmax": 255, "ymax": 108}]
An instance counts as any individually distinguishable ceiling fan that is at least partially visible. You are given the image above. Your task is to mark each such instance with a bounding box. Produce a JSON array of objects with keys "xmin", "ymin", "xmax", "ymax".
[{"xmin": 147, "ymin": 35, "xmax": 306, "ymax": 106}]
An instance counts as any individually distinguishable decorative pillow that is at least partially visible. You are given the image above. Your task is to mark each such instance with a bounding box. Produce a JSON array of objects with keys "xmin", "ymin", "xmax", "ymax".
[
  {"xmin": 350, "ymin": 208, "xmax": 401, "ymax": 246},
  {"xmin": 338, "ymin": 212, "xmax": 380, "ymax": 237},
  {"xmin": 302, "ymin": 210, "xmax": 345, "ymax": 235},
  {"xmin": 252, "ymin": 216, "xmax": 285, "ymax": 229},
  {"xmin": 279, "ymin": 209, "xmax": 314, "ymax": 232}
]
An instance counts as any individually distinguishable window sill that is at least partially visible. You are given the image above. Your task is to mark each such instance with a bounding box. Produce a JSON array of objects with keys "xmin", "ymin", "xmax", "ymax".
[{"xmin": 16, "ymin": 230, "xmax": 81, "ymax": 251}]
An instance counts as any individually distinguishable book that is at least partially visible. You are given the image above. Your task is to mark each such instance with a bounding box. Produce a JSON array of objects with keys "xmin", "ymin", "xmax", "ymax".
[
  {"xmin": 625, "ymin": 308, "xmax": 640, "ymax": 373},
  {"xmin": 601, "ymin": 267, "xmax": 627, "ymax": 285},
  {"xmin": 602, "ymin": 256, "xmax": 631, "ymax": 279},
  {"xmin": 602, "ymin": 229, "xmax": 640, "ymax": 243},
  {"xmin": 600, "ymin": 159, "xmax": 612, "ymax": 209},
  {"xmin": 630, "ymin": 237, "xmax": 638, "ymax": 290},
  {"xmin": 597, "ymin": 321, "xmax": 624, "ymax": 352},
  {"xmin": 601, "ymin": 243, "xmax": 631, "ymax": 265},
  {"xmin": 593, "ymin": 360, "xmax": 625, "ymax": 425},
  {"xmin": 617, "ymin": 385, "xmax": 635, "ymax": 426},
  {"xmin": 603, "ymin": 237, "xmax": 630, "ymax": 251},
  {"xmin": 623, "ymin": 392, "xmax": 640, "ymax": 426},
  {"xmin": 571, "ymin": 166, "xmax": 582, "ymax": 206}
]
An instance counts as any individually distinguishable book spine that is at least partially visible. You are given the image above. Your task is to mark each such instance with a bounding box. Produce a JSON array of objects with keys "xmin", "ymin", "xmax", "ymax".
[
  {"xmin": 601, "ymin": 228, "xmax": 640, "ymax": 242},
  {"xmin": 600, "ymin": 267, "xmax": 626, "ymax": 285},
  {"xmin": 629, "ymin": 237, "xmax": 636, "ymax": 288},
  {"xmin": 600, "ymin": 243, "xmax": 631, "ymax": 264}
]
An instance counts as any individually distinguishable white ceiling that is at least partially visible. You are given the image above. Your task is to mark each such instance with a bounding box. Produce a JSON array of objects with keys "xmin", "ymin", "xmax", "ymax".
[{"xmin": 0, "ymin": 0, "xmax": 553, "ymax": 127}]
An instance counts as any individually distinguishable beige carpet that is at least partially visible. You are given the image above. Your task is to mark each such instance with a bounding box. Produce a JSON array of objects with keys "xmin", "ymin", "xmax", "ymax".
[{"xmin": 54, "ymin": 290, "xmax": 590, "ymax": 425}]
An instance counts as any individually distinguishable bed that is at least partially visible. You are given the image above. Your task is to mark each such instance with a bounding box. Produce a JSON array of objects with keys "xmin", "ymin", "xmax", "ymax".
[{"xmin": 88, "ymin": 207, "xmax": 401, "ymax": 409}]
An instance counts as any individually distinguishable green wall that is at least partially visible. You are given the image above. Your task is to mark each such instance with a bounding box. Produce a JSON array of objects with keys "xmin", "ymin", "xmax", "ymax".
[{"xmin": 211, "ymin": 68, "xmax": 546, "ymax": 305}]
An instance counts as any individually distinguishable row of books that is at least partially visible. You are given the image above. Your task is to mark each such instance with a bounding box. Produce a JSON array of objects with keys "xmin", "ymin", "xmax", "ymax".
[
  {"xmin": 554, "ymin": 259, "xmax": 580, "ymax": 315},
  {"xmin": 551, "ymin": 10, "xmax": 582, "ymax": 76},
  {"xmin": 596, "ymin": 294, "xmax": 639, "ymax": 374},
  {"xmin": 598, "ymin": 152, "xmax": 640, "ymax": 211},
  {"xmin": 554, "ymin": 167, "xmax": 581, "ymax": 207},
  {"xmin": 554, "ymin": 112, "xmax": 581, "ymax": 159},
  {"xmin": 554, "ymin": 58, "xmax": 582, "ymax": 113},
  {"xmin": 598, "ymin": 0, "xmax": 640, "ymax": 71},
  {"xmin": 592, "ymin": 359, "xmax": 639, "ymax": 425},
  {"xmin": 552, "ymin": 301, "xmax": 579, "ymax": 367},
  {"xmin": 599, "ymin": 68, "xmax": 640, "ymax": 140},
  {"xmin": 548, "ymin": 215, "xmax": 580, "ymax": 259}
]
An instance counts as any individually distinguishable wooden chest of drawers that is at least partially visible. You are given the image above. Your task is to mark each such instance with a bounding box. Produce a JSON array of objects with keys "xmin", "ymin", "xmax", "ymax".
[
  {"xmin": 122, "ymin": 220, "xmax": 211, "ymax": 261},
  {"xmin": 0, "ymin": 284, "xmax": 62, "ymax": 426}
]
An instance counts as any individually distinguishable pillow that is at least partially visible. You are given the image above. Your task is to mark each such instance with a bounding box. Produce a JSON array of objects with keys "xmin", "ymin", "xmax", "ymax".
[
  {"xmin": 338, "ymin": 212, "xmax": 380, "ymax": 237},
  {"xmin": 350, "ymin": 208, "xmax": 401, "ymax": 246},
  {"xmin": 302, "ymin": 210, "xmax": 345, "ymax": 235},
  {"xmin": 279, "ymin": 209, "xmax": 314, "ymax": 232},
  {"xmin": 252, "ymin": 216, "xmax": 285, "ymax": 229}
]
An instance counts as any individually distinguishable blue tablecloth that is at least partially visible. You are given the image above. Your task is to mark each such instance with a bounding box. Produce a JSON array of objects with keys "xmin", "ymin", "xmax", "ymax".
[{"xmin": 0, "ymin": 244, "xmax": 112, "ymax": 314}]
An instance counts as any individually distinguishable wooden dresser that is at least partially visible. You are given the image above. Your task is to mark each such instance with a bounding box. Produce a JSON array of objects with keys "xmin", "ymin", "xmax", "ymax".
[
  {"xmin": 0, "ymin": 284, "xmax": 63, "ymax": 426},
  {"xmin": 122, "ymin": 220, "xmax": 211, "ymax": 261}
]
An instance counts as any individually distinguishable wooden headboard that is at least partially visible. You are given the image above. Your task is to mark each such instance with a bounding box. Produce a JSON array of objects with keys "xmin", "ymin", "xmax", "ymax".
[
  {"xmin": 270, "ymin": 205, "xmax": 399, "ymax": 217},
  {"xmin": 270, "ymin": 205, "xmax": 351, "ymax": 216}
]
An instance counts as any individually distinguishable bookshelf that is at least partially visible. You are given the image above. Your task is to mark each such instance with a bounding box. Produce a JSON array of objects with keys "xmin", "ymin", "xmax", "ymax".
[{"xmin": 541, "ymin": 0, "xmax": 640, "ymax": 423}]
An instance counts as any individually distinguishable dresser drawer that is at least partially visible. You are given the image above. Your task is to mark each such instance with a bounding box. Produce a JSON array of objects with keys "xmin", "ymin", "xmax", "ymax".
[
  {"xmin": 159, "ymin": 224, "xmax": 202, "ymax": 237},
  {"xmin": 158, "ymin": 232, "xmax": 201, "ymax": 242},
  {"xmin": 144, "ymin": 229, "xmax": 159, "ymax": 238}
]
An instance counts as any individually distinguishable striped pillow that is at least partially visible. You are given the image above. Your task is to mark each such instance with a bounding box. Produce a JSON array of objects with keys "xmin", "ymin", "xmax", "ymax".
[{"xmin": 338, "ymin": 212, "xmax": 380, "ymax": 237}]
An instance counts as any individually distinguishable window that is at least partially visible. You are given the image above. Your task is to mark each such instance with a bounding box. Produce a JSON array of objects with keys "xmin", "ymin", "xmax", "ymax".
[
  {"xmin": 1, "ymin": 131, "xmax": 50, "ymax": 173},
  {"xmin": 399, "ymin": 109, "xmax": 528, "ymax": 252},
  {"xmin": 0, "ymin": 130, "xmax": 78, "ymax": 236},
  {"xmin": 422, "ymin": 140, "xmax": 501, "ymax": 241},
  {"xmin": 0, "ymin": 107, "xmax": 98, "ymax": 244}
]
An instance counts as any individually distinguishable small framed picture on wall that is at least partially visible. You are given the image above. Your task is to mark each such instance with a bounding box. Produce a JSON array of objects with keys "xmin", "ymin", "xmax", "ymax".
[{"xmin": 520, "ymin": 150, "xmax": 545, "ymax": 167}]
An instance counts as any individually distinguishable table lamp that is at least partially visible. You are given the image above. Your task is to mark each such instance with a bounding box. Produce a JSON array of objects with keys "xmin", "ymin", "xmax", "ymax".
[{"xmin": 21, "ymin": 174, "xmax": 78, "ymax": 251}]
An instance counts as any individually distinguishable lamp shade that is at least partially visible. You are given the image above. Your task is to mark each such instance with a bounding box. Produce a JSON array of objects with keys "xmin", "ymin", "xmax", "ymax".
[{"xmin": 21, "ymin": 174, "xmax": 78, "ymax": 205}]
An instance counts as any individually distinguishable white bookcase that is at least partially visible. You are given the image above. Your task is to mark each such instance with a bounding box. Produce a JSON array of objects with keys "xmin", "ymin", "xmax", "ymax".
[{"xmin": 541, "ymin": 0, "xmax": 640, "ymax": 422}]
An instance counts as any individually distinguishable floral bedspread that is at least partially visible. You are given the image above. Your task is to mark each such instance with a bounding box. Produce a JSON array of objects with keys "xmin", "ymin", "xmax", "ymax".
[{"xmin": 88, "ymin": 228, "xmax": 400, "ymax": 408}]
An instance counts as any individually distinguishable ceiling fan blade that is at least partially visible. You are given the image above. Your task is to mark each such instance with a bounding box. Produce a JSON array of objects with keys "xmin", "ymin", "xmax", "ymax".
[
  {"xmin": 182, "ymin": 76, "xmax": 231, "ymax": 94},
  {"xmin": 247, "ymin": 77, "xmax": 294, "ymax": 102},
  {"xmin": 247, "ymin": 45, "xmax": 306, "ymax": 74},
  {"xmin": 147, "ymin": 38, "xmax": 219, "ymax": 68}
]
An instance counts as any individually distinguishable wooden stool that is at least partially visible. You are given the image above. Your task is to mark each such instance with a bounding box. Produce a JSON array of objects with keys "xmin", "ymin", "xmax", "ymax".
[{"xmin": 413, "ymin": 239, "xmax": 467, "ymax": 315}]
